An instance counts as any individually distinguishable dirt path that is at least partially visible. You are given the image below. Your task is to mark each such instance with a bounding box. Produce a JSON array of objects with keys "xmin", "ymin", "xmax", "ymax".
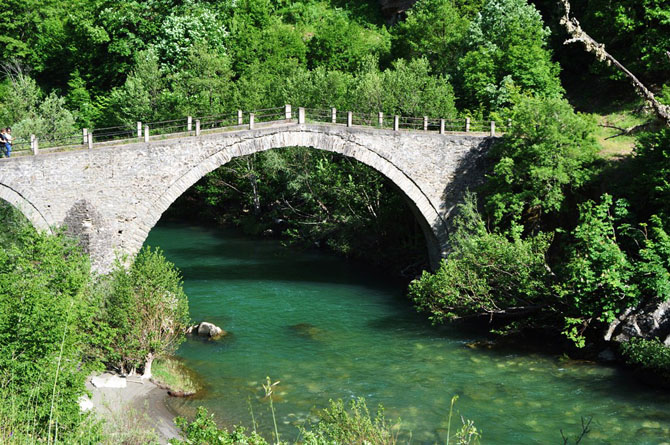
[{"xmin": 85, "ymin": 373, "xmax": 181, "ymax": 444}]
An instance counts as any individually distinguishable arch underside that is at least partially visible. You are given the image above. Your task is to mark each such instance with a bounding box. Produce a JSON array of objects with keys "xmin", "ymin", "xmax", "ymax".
[
  {"xmin": 0, "ymin": 183, "xmax": 52, "ymax": 233},
  {"xmin": 134, "ymin": 128, "xmax": 446, "ymax": 268}
]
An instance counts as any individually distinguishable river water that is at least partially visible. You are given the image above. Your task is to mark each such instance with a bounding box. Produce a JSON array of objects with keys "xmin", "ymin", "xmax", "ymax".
[{"xmin": 146, "ymin": 223, "xmax": 670, "ymax": 444}]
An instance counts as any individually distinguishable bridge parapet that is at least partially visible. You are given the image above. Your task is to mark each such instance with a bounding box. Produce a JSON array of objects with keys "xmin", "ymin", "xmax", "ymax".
[{"xmin": 6, "ymin": 106, "xmax": 504, "ymax": 157}]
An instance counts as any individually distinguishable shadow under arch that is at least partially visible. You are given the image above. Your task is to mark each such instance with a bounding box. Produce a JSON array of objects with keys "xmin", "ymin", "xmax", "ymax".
[
  {"xmin": 133, "ymin": 128, "xmax": 446, "ymax": 267},
  {"xmin": 0, "ymin": 183, "xmax": 52, "ymax": 233}
]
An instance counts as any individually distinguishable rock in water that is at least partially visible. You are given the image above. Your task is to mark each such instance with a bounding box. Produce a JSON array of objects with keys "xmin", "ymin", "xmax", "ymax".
[
  {"xmin": 288, "ymin": 323, "xmax": 324, "ymax": 341},
  {"xmin": 191, "ymin": 321, "xmax": 227, "ymax": 340}
]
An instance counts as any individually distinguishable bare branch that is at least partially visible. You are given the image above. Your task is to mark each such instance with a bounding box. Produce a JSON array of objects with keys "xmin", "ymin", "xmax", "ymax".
[
  {"xmin": 599, "ymin": 122, "xmax": 653, "ymax": 139},
  {"xmin": 559, "ymin": 0, "xmax": 670, "ymax": 126}
]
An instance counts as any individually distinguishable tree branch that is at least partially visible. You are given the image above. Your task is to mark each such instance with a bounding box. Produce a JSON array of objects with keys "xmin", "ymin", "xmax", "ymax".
[{"xmin": 559, "ymin": 0, "xmax": 670, "ymax": 126}]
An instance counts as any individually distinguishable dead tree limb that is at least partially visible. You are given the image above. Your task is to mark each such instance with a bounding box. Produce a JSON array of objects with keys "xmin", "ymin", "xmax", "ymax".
[{"xmin": 559, "ymin": 0, "xmax": 670, "ymax": 126}]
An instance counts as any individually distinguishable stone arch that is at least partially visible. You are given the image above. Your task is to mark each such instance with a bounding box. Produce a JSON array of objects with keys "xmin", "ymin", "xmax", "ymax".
[
  {"xmin": 0, "ymin": 183, "xmax": 52, "ymax": 233},
  {"xmin": 129, "ymin": 128, "xmax": 445, "ymax": 266}
]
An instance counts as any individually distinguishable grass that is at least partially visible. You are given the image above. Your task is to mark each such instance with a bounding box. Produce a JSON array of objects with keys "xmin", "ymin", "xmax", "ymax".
[
  {"xmin": 593, "ymin": 101, "xmax": 648, "ymax": 159},
  {"xmin": 151, "ymin": 357, "xmax": 201, "ymax": 396}
]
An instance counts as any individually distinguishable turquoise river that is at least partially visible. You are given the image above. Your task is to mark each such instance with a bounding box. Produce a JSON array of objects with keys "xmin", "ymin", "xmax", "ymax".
[{"xmin": 146, "ymin": 223, "xmax": 670, "ymax": 444}]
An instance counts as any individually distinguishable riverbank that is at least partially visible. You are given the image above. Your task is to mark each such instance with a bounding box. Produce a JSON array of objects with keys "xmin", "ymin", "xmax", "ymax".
[{"xmin": 86, "ymin": 373, "xmax": 181, "ymax": 444}]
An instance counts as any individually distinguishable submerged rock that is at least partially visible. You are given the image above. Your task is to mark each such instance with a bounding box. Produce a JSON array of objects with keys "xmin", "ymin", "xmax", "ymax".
[
  {"xmin": 288, "ymin": 323, "xmax": 324, "ymax": 341},
  {"xmin": 188, "ymin": 321, "xmax": 227, "ymax": 340}
]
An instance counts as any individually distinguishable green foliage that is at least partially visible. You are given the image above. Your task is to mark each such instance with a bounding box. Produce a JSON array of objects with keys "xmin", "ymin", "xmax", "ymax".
[
  {"xmin": 171, "ymin": 406, "xmax": 269, "ymax": 445},
  {"xmin": 559, "ymin": 195, "xmax": 637, "ymax": 340},
  {"xmin": 620, "ymin": 337, "xmax": 670, "ymax": 378},
  {"xmin": 302, "ymin": 398, "xmax": 397, "ymax": 445},
  {"xmin": 581, "ymin": 0, "xmax": 670, "ymax": 81},
  {"xmin": 0, "ymin": 220, "xmax": 98, "ymax": 439},
  {"xmin": 458, "ymin": 0, "xmax": 562, "ymax": 111},
  {"xmin": 105, "ymin": 247, "xmax": 190, "ymax": 374},
  {"xmin": 484, "ymin": 96, "xmax": 599, "ymax": 228},
  {"xmin": 631, "ymin": 128, "xmax": 670, "ymax": 220},
  {"xmin": 393, "ymin": 0, "xmax": 468, "ymax": 77},
  {"xmin": 409, "ymin": 194, "xmax": 552, "ymax": 322}
]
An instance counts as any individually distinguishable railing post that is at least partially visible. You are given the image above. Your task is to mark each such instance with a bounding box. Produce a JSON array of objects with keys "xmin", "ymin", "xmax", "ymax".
[
  {"xmin": 195, "ymin": 119, "xmax": 201, "ymax": 136},
  {"xmin": 137, "ymin": 122, "xmax": 142, "ymax": 138},
  {"xmin": 298, "ymin": 107, "xmax": 305, "ymax": 124},
  {"xmin": 465, "ymin": 118, "xmax": 471, "ymax": 132},
  {"xmin": 187, "ymin": 116, "xmax": 193, "ymax": 132},
  {"xmin": 285, "ymin": 104, "xmax": 292, "ymax": 120},
  {"xmin": 423, "ymin": 116, "xmax": 428, "ymax": 131},
  {"xmin": 238, "ymin": 110, "xmax": 243, "ymax": 125},
  {"xmin": 490, "ymin": 121, "xmax": 496, "ymax": 137},
  {"xmin": 249, "ymin": 113, "xmax": 255, "ymax": 129},
  {"xmin": 394, "ymin": 115, "xmax": 399, "ymax": 132},
  {"xmin": 347, "ymin": 111, "xmax": 353, "ymax": 127},
  {"xmin": 31, "ymin": 135, "xmax": 37, "ymax": 155},
  {"xmin": 331, "ymin": 108, "xmax": 337, "ymax": 124},
  {"xmin": 82, "ymin": 128, "xmax": 88, "ymax": 145},
  {"xmin": 144, "ymin": 125, "xmax": 150, "ymax": 142},
  {"xmin": 378, "ymin": 112, "xmax": 383, "ymax": 127},
  {"xmin": 87, "ymin": 133, "xmax": 93, "ymax": 149},
  {"xmin": 440, "ymin": 119, "xmax": 445, "ymax": 135}
]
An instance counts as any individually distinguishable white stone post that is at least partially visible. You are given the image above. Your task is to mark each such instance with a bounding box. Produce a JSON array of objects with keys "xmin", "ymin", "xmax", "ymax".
[
  {"xmin": 249, "ymin": 113, "xmax": 255, "ymax": 129},
  {"xmin": 285, "ymin": 104, "xmax": 292, "ymax": 120},
  {"xmin": 440, "ymin": 119, "xmax": 445, "ymax": 135},
  {"xmin": 465, "ymin": 118, "xmax": 471, "ymax": 132},
  {"xmin": 144, "ymin": 125, "xmax": 150, "ymax": 142},
  {"xmin": 83, "ymin": 128, "xmax": 88, "ymax": 144},
  {"xmin": 423, "ymin": 116, "xmax": 428, "ymax": 131},
  {"xmin": 331, "ymin": 108, "xmax": 337, "ymax": 124},
  {"xmin": 137, "ymin": 122, "xmax": 142, "ymax": 138},
  {"xmin": 394, "ymin": 115, "xmax": 400, "ymax": 132},
  {"xmin": 490, "ymin": 121, "xmax": 496, "ymax": 137},
  {"xmin": 347, "ymin": 111, "xmax": 353, "ymax": 127},
  {"xmin": 87, "ymin": 132, "xmax": 93, "ymax": 149},
  {"xmin": 187, "ymin": 116, "xmax": 193, "ymax": 132},
  {"xmin": 378, "ymin": 112, "xmax": 383, "ymax": 127},
  {"xmin": 298, "ymin": 107, "xmax": 305, "ymax": 124},
  {"xmin": 238, "ymin": 110, "xmax": 243, "ymax": 125},
  {"xmin": 31, "ymin": 135, "xmax": 37, "ymax": 155},
  {"xmin": 195, "ymin": 119, "xmax": 201, "ymax": 136}
]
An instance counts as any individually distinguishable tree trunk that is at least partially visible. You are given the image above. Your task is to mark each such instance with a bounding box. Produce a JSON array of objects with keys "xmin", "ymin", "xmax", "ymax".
[{"xmin": 142, "ymin": 353, "xmax": 154, "ymax": 380}]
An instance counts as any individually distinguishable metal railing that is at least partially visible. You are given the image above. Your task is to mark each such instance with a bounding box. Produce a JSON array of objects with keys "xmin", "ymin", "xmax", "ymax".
[{"xmin": 7, "ymin": 105, "xmax": 502, "ymax": 157}]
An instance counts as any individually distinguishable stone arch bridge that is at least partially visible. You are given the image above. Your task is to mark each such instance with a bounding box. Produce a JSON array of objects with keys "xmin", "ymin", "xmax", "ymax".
[{"xmin": 0, "ymin": 108, "xmax": 495, "ymax": 273}]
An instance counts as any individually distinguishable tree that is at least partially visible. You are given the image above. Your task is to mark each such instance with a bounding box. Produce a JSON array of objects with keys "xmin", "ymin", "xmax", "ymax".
[
  {"xmin": 105, "ymin": 247, "xmax": 189, "ymax": 378},
  {"xmin": 458, "ymin": 0, "xmax": 563, "ymax": 111},
  {"xmin": 483, "ymin": 95, "xmax": 599, "ymax": 229},
  {"xmin": 392, "ymin": 0, "xmax": 469, "ymax": 77},
  {"xmin": 409, "ymin": 194, "xmax": 552, "ymax": 323}
]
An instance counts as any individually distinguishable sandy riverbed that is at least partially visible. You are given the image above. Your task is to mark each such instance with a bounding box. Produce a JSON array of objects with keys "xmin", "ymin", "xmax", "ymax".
[{"xmin": 85, "ymin": 373, "xmax": 181, "ymax": 444}]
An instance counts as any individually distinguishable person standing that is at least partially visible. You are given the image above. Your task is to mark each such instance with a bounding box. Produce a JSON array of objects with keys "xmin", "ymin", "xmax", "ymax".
[{"xmin": 3, "ymin": 128, "xmax": 11, "ymax": 157}]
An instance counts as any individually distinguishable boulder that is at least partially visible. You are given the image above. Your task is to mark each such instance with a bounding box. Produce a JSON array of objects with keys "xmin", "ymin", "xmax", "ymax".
[
  {"xmin": 606, "ymin": 300, "xmax": 670, "ymax": 345},
  {"xmin": 189, "ymin": 321, "xmax": 227, "ymax": 340}
]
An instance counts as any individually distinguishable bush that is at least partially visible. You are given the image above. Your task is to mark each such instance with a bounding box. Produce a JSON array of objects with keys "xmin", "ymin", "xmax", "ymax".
[
  {"xmin": 0, "ymin": 223, "xmax": 99, "ymax": 440},
  {"xmin": 620, "ymin": 337, "xmax": 670, "ymax": 378},
  {"xmin": 104, "ymin": 247, "xmax": 190, "ymax": 377},
  {"xmin": 409, "ymin": 195, "xmax": 552, "ymax": 323}
]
